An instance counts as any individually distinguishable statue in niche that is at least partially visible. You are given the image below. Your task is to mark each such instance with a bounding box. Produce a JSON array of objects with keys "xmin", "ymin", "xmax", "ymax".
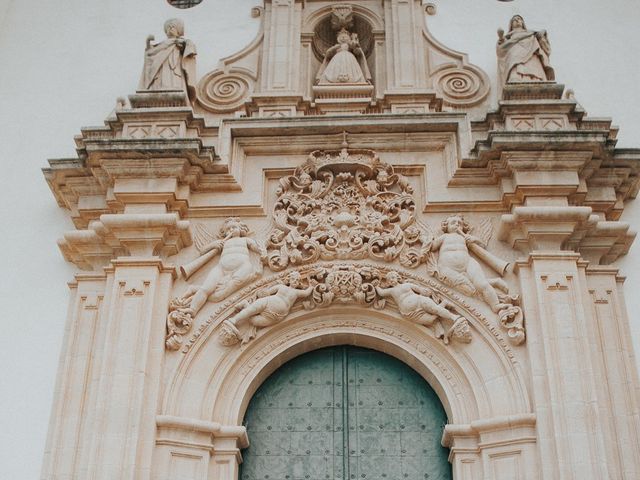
[
  {"xmin": 139, "ymin": 18, "xmax": 197, "ymax": 100},
  {"xmin": 375, "ymin": 272, "xmax": 471, "ymax": 344},
  {"xmin": 175, "ymin": 218, "xmax": 267, "ymax": 320},
  {"xmin": 316, "ymin": 28, "xmax": 372, "ymax": 85},
  {"xmin": 429, "ymin": 215, "xmax": 510, "ymax": 314},
  {"xmin": 219, "ymin": 271, "xmax": 313, "ymax": 346},
  {"xmin": 496, "ymin": 15, "xmax": 554, "ymax": 84}
]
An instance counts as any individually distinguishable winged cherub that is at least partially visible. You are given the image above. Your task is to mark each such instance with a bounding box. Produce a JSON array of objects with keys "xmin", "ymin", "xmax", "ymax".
[
  {"xmin": 375, "ymin": 271, "xmax": 471, "ymax": 344},
  {"xmin": 178, "ymin": 218, "xmax": 267, "ymax": 318},
  {"xmin": 429, "ymin": 215, "xmax": 509, "ymax": 313},
  {"xmin": 219, "ymin": 271, "xmax": 313, "ymax": 345}
]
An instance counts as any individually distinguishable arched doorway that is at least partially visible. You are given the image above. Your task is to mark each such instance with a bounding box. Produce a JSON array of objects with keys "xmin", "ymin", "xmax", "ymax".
[{"xmin": 240, "ymin": 346, "xmax": 452, "ymax": 480}]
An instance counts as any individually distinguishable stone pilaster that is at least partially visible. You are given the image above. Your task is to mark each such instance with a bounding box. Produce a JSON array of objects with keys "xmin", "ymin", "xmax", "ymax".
[
  {"xmin": 583, "ymin": 267, "xmax": 640, "ymax": 478},
  {"xmin": 41, "ymin": 274, "xmax": 107, "ymax": 480},
  {"xmin": 84, "ymin": 258, "xmax": 175, "ymax": 480},
  {"xmin": 516, "ymin": 252, "xmax": 611, "ymax": 478},
  {"xmin": 443, "ymin": 414, "xmax": 538, "ymax": 480}
]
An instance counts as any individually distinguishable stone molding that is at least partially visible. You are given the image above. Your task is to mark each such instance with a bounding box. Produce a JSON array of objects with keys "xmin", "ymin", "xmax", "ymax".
[
  {"xmin": 498, "ymin": 205, "xmax": 635, "ymax": 263},
  {"xmin": 59, "ymin": 213, "xmax": 191, "ymax": 270}
]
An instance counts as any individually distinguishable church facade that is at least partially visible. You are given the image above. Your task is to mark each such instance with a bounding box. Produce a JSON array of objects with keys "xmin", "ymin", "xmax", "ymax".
[{"xmin": 40, "ymin": 1, "xmax": 640, "ymax": 479}]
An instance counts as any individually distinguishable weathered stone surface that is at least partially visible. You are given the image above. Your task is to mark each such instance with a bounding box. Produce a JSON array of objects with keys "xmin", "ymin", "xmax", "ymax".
[{"xmin": 40, "ymin": 3, "xmax": 640, "ymax": 480}]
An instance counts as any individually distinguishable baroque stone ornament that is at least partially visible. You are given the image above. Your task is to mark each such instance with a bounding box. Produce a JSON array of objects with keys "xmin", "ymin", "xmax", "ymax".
[
  {"xmin": 219, "ymin": 271, "xmax": 313, "ymax": 346},
  {"xmin": 426, "ymin": 214, "xmax": 525, "ymax": 344},
  {"xmin": 165, "ymin": 218, "xmax": 267, "ymax": 349},
  {"xmin": 375, "ymin": 271, "xmax": 471, "ymax": 345},
  {"xmin": 215, "ymin": 264, "xmax": 472, "ymax": 348},
  {"xmin": 266, "ymin": 147, "xmax": 419, "ymax": 270},
  {"xmin": 139, "ymin": 18, "xmax": 197, "ymax": 101},
  {"xmin": 497, "ymin": 15, "xmax": 554, "ymax": 85}
]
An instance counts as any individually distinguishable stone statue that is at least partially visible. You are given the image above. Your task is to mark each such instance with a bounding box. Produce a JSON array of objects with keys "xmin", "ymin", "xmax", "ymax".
[
  {"xmin": 375, "ymin": 272, "xmax": 471, "ymax": 344},
  {"xmin": 430, "ymin": 215, "xmax": 510, "ymax": 314},
  {"xmin": 139, "ymin": 18, "xmax": 197, "ymax": 100},
  {"xmin": 496, "ymin": 15, "xmax": 554, "ymax": 85},
  {"xmin": 219, "ymin": 271, "xmax": 313, "ymax": 346},
  {"xmin": 177, "ymin": 218, "xmax": 267, "ymax": 318},
  {"xmin": 316, "ymin": 28, "xmax": 371, "ymax": 85}
]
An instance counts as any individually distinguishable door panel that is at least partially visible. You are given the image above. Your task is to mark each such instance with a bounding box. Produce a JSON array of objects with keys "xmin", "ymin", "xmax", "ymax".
[{"xmin": 241, "ymin": 347, "xmax": 451, "ymax": 480}]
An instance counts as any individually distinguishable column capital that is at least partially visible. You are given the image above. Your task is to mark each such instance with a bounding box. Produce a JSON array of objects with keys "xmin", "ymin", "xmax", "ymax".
[{"xmin": 59, "ymin": 214, "xmax": 191, "ymax": 270}]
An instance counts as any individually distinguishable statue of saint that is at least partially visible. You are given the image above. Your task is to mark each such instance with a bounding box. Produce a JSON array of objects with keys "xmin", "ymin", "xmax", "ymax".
[
  {"xmin": 316, "ymin": 28, "xmax": 372, "ymax": 85},
  {"xmin": 139, "ymin": 18, "xmax": 197, "ymax": 100},
  {"xmin": 496, "ymin": 15, "xmax": 554, "ymax": 85}
]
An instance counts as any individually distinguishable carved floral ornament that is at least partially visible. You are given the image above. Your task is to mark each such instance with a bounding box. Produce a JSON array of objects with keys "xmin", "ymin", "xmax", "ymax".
[{"xmin": 166, "ymin": 148, "xmax": 525, "ymax": 350}]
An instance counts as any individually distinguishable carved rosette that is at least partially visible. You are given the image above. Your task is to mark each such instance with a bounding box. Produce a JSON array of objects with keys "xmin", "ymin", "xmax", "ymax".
[
  {"xmin": 266, "ymin": 148, "xmax": 430, "ymax": 270},
  {"xmin": 196, "ymin": 69, "xmax": 254, "ymax": 113}
]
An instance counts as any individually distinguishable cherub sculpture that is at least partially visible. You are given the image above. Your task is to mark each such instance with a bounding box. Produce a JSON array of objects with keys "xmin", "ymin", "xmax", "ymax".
[
  {"xmin": 316, "ymin": 28, "xmax": 372, "ymax": 85},
  {"xmin": 219, "ymin": 271, "xmax": 313, "ymax": 346},
  {"xmin": 139, "ymin": 18, "xmax": 197, "ymax": 101},
  {"xmin": 375, "ymin": 271, "xmax": 471, "ymax": 344},
  {"xmin": 497, "ymin": 15, "xmax": 554, "ymax": 85},
  {"xmin": 177, "ymin": 218, "xmax": 267, "ymax": 319},
  {"xmin": 429, "ymin": 215, "xmax": 509, "ymax": 314}
]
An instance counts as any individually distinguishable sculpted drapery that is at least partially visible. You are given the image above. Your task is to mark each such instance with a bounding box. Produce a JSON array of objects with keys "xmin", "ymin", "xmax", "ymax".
[
  {"xmin": 497, "ymin": 15, "xmax": 554, "ymax": 85},
  {"xmin": 316, "ymin": 28, "xmax": 372, "ymax": 85},
  {"xmin": 139, "ymin": 18, "xmax": 197, "ymax": 100}
]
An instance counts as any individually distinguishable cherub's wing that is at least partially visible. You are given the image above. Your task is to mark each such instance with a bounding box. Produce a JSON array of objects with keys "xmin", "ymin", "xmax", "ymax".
[
  {"xmin": 421, "ymin": 220, "xmax": 437, "ymax": 243},
  {"xmin": 193, "ymin": 223, "xmax": 218, "ymax": 254},
  {"xmin": 477, "ymin": 217, "xmax": 493, "ymax": 247}
]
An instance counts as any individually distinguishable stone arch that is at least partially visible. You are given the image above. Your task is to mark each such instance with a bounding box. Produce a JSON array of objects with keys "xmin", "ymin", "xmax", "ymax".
[{"xmin": 164, "ymin": 306, "xmax": 530, "ymax": 428}]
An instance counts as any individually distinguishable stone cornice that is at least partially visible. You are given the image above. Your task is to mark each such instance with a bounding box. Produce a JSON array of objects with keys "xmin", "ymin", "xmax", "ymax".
[
  {"xmin": 59, "ymin": 214, "xmax": 191, "ymax": 270},
  {"xmin": 499, "ymin": 206, "xmax": 634, "ymax": 264}
]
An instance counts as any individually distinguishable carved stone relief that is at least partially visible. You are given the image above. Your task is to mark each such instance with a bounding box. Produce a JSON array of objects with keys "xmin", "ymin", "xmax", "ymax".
[
  {"xmin": 165, "ymin": 171, "xmax": 524, "ymax": 349},
  {"xmin": 219, "ymin": 271, "xmax": 313, "ymax": 346},
  {"xmin": 265, "ymin": 146, "xmax": 418, "ymax": 270},
  {"xmin": 214, "ymin": 264, "xmax": 472, "ymax": 348},
  {"xmin": 165, "ymin": 218, "xmax": 266, "ymax": 349},
  {"xmin": 425, "ymin": 214, "xmax": 525, "ymax": 344}
]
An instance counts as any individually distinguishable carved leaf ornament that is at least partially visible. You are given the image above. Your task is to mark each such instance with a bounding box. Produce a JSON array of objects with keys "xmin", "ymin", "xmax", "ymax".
[{"xmin": 266, "ymin": 148, "xmax": 430, "ymax": 270}]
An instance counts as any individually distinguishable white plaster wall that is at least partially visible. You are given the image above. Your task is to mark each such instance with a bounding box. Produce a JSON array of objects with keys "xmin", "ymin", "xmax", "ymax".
[{"xmin": 0, "ymin": 0, "xmax": 637, "ymax": 478}]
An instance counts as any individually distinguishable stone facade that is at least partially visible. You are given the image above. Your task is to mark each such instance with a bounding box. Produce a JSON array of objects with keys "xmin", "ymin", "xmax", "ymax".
[{"xmin": 41, "ymin": 2, "xmax": 640, "ymax": 479}]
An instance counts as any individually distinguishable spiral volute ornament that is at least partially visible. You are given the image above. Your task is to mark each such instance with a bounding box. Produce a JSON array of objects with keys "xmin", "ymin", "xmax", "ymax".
[
  {"xmin": 433, "ymin": 66, "xmax": 489, "ymax": 108},
  {"xmin": 197, "ymin": 70, "xmax": 254, "ymax": 113}
]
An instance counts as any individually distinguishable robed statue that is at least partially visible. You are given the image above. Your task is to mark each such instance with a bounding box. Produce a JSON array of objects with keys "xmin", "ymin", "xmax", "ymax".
[
  {"xmin": 316, "ymin": 28, "xmax": 372, "ymax": 85},
  {"xmin": 497, "ymin": 15, "xmax": 554, "ymax": 85},
  {"xmin": 139, "ymin": 18, "xmax": 197, "ymax": 101}
]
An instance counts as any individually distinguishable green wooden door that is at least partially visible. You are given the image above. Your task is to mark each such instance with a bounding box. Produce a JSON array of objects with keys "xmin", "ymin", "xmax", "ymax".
[{"xmin": 241, "ymin": 346, "xmax": 451, "ymax": 480}]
